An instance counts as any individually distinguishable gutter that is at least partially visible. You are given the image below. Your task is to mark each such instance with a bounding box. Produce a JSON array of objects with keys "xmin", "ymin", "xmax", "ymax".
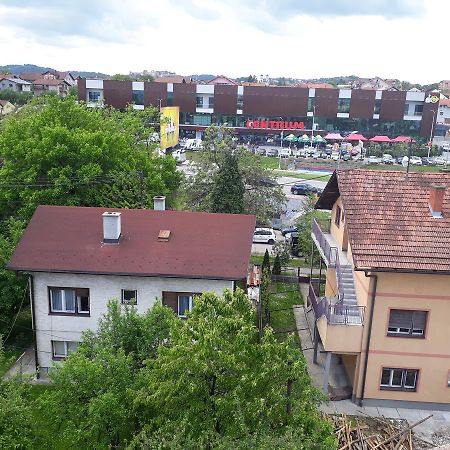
[
  {"xmin": 29, "ymin": 275, "xmax": 40, "ymax": 379},
  {"xmin": 355, "ymin": 266, "xmax": 450, "ymax": 276},
  {"xmin": 358, "ymin": 271, "xmax": 377, "ymax": 407}
]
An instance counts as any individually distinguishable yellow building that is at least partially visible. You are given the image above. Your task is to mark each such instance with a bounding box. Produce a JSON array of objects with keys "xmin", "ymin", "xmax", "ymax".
[{"xmin": 308, "ymin": 169, "xmax": 450, "ymax": 410}]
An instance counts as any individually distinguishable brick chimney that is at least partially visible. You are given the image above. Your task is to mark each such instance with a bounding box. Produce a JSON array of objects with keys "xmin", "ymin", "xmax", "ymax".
[
  {"xmin": 429, "ymin": 185, "xmax": 445, "ymax": 218},
  {"xmin": 153, "ymin": 195, "xmax": 166, "ymax": 211},
  {"xmin": 102, "ymin": 212, "xmax": 121, "ymax": 243}
]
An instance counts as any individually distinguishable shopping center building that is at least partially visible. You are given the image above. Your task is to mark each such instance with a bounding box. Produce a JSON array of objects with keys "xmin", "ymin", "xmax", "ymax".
[{"xmin": 78, "ymin": 79, "xmax": 439, "ymax": 141}]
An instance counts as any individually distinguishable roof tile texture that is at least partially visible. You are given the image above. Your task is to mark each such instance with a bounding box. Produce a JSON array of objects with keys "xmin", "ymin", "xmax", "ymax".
[
  {"xmin": 8, "ymin": 206, "xmax": 256, "ymax": 280},
  {"xmin": 337, "ymin": 169, "xmax": 450, "ymax": 271}
]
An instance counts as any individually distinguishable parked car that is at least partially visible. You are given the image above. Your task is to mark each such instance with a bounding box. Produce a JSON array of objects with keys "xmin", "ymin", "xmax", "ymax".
[
  {"xmin": 287, "ymin": 232, "xmax": 300, "ymax": 256},
  {"xmin": 255, "ymin": 147, "xmax": 267, "ymax": 156},
  {"xmin": 266, "ymin": 148, "xmax": 279, "ymax": 157},
  {"xmin": 341, "ymin": 154, "xmax": 350, "ymax": 161},
  {"xmin": 312, "ymin": 150, "xmax": 322, "ymax": 159},
  {"xmin": 279, "ymin": 148, "xmax": 291, "ymax": 158},
  {"xmin": 382, "ymin": 154, "xmax": 394, "ymax": 164},
  {"xmin": 319, "ymin": 151, "xmax": 329, "ymax": 159},
  {"xmin": 396, "ymin": 156, "xmax": 404, "ymax": 164},
  {"xmin": 290, "ymin": 183, "xmax": 315, "ymax": 195},
  {"xmin": 434, "ymin": 156, "xmax": 447, "ymax": 165},
  {"xmin": 410, "ymin": 156, "xmax": 422, "ymax": 165},
  {"xmin": 281, "ymin": 225, "xmax": 297, "ymax": 236},
  {"xmin": 331, "ymin": 152, "xmax": 340, "ymax": 161},
  {"xmin": 311, "ymin": 186, "xmax": 323, "ymax": 195},
  {"xmin": 367, "ymin": 155, "xmax": 380, "ymax": 164},
  {"xmin": 252, "ymin": 228, "xmax": 276, "ymax": 244},
  {"xmin": 421, "ymin": 157, "xmax": 434, "ymax": 166}
]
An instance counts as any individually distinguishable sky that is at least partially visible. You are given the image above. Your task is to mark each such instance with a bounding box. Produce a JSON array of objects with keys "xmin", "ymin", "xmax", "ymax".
[{"xmin": 0, "ymin": 0, "xmax": 447, "ymax": 84}]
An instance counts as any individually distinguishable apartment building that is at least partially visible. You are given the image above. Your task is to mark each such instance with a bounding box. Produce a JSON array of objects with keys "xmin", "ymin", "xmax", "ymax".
[
  {"xmin": 308, "ymin": 169, "xmax": 450, "ymax": 410},
  {"xmin": 8, "ymin": 198, "xmax": 255, "ymax": 373}
]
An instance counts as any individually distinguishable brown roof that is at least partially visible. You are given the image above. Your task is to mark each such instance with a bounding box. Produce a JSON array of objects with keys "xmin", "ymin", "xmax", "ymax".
[
  {"xmin": 0, "ymin": 99, "xmax": 12, "ymax": 107},
  {"xmin": 32, "ymin": 78, "xmax": 68, "ymax": 86},
  {"xmin": 8, "ymin": 206, "xmax": 256, "ymax": 280},
  {"xmin": 316, "ymin": 169, "xmax": 450, "ymax": 272},
  {"xmin": 440, "ymin": 98, "xmax": 450, "ymax": 107},
  {"xmin": 20, "ymin": 72, "xmax": 49, "ymax": 81},
  {"xmin": 154, "ymin": 75, "xmax": 192, "ymax": 84}
]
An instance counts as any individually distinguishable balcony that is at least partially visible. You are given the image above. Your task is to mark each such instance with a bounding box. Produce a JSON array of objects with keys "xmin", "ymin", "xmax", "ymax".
[{"xmin": 308, "ymin": 281, "xmax": 364, "ymax": 353}]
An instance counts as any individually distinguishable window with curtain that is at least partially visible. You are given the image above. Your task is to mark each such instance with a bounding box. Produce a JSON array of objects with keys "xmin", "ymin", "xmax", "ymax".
[
  {"xmin": 177, "ymin": 295, "xmax": 193, "ymax": 317},
  {"xmin": 50, "ymin": 287, "xmax": 90, "ymax": 314}
]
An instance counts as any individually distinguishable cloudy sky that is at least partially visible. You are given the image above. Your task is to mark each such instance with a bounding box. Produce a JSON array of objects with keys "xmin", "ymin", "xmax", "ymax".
[{"xmin": 0, "ymin": 0, "xmax": 446, "ymax": 84}]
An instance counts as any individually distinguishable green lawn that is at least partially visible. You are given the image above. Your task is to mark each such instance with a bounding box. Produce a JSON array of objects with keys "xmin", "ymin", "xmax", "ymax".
[
  {"xmin": 268, "ymin": 281, "xmax": 303, "ymax": 343},
  {"xmin": 273, "ymin": 170, "xmax": 331, "ymax": 181}
]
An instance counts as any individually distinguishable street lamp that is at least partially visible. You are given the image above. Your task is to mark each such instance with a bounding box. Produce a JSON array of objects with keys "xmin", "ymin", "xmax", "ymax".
[
  {"xmin": 427, "ymin": 109, "xmax": 438, "ymax": 158},
  {"xmin": 310, "ymin": 106, "xmax": 316, "ymax": 152},
  {"xmin": 277, "ymin": 117, "xmax": 284, "ymax": 170}
]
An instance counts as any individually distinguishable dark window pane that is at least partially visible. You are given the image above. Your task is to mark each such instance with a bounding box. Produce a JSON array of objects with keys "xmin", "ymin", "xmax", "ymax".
[
  {"xmin": 381, "ymin": 369, "xmax": 390, "ymax": 385},
  {"xmin": 391, "ymin": 369, "xmax": 403, "ymax": 387},
  {"xmin": 404, "ymin": 370, "xmax": 417, "ymax": 388},
  {"xmin": 123, "ymin": 290, "xmax": 137, "ymax": 304},
  {"xmin": 132, "ymin": 90, "xmax": 144, "ymax": 105}
]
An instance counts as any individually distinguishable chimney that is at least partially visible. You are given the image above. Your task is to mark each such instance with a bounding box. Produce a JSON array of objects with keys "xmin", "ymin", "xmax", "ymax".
[
  {"xmin": 102, "ymin": 212, "xmax": 121, "ymax": 243},
  {"xmin": 429, "ymin": 185, "xmax": 445, "ymax": 218},
  {"xmin": 153, "ymin": 195, "xmax": 166, "ymax": 211}
]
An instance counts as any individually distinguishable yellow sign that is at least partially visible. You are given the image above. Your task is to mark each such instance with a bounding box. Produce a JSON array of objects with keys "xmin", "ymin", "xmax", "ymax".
[{"xmin": 160, "ymin": 106, "xmax": 179, "ymax": 151}]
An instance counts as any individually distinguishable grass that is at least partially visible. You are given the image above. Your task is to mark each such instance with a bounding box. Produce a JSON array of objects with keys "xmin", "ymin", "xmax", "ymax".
[
  {"xmin": 268, "ymin": 281, "xmax": 303, "ymax": 343},
  {"xmin": 273, "ymin": 170, "xmax": 331, "ymax": 181},
  {"xmin": 364, "ymin": 164, "xmax": 447, "ymax": 172}
]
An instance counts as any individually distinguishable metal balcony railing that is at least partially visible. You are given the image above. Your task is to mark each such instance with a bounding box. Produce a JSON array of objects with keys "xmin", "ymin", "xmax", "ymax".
[
  {"xmin": 312, "ymin": 218, "xmax": 336, "ymax": 267},
  {"xmin": 307, "ymin": 281, "xmax": 364, "ymax": 325}
]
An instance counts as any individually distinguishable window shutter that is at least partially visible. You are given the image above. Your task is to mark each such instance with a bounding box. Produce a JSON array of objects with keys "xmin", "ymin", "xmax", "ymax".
[
  {"xmin": 389, "ymin": 310, "xmax": 412, "ymax": 329},
  {"xmin": 412, "ymin": 311, "xmax": 427, "ymax": 330},
  {"xmin": 162, "ymin": 291, "xmax": 178, "ymax": 314}
]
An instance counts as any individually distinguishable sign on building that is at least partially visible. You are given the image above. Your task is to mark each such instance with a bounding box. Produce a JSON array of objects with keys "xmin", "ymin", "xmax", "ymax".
[{"xmin": 160, "ymin": 106, "xmax": 179, "ymax": 150}]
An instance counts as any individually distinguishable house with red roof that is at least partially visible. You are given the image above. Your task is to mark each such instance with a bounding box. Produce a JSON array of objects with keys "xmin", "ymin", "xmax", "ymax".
[
  {"xmin": 8, "ymin": 197, "xmax": 255, "ymax": 372},
  {"xmin": 307, "ymin": 169, "xmax": 450, "ymax": 410}
]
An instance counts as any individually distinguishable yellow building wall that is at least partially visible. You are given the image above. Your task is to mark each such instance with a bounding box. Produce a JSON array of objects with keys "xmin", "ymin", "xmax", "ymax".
[
  {"xmin": 342, "ymin": 354, "xmax": 358, "ymax": 385},
  {"xmin": 330, "ymin": 197, "xmax": 345, "ymax": 249},
  {"xmin": 325, "ymin": 267, "xmax": 338, "ymax": 298},
  {"xmin": 363, "ymin": 272, "xmax": 450, "ymax": 404}
]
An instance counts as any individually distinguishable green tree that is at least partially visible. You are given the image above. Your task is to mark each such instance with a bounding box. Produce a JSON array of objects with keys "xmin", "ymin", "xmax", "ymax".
[
  {"xmin": 0, "ymin": 338, "xmax": 35, "ymax": 449},
  {"xmin": 0, "ymin": 88, "xmax": 33, "ymax": 106},
  {"xmin": 261, "ymin": 248, "xmax": 271, "ymax": 273},
  {"xmin": 134, "ymin": 290, "xmax": 334, "ymax": 449},
  {"xmin": 272, "ymin": 239, "xmax": 291, "ymax": 268},
  {"xmin": 183, "ymin": 125, "xmax": 285, "ymax": 222},
  {"xmin": 40, "ymin": 301, "xmax": 176, "ymax": 449},
  {"xmin": 110, "ymin": 74, "xmax": 133, "ymax": 81},
  {"xmin": 211, "ymin": 151, "xmax": 244, "ymax": 214},
  {"xmin": 0, "ymin": 95, "xmax": 180, "ymax": 221},
  {"xmin": 272, "ymin": 254, "xmax": 282, "ymax": 275}
]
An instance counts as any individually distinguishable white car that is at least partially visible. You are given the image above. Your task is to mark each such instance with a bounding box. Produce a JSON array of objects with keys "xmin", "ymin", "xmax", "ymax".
[
  {"xmin": 331, "ymin": 152, "xmax": 340, "ymax": 161},
  {"xmin": 434, "ymin": 156, "xmax": 447, "ymax": 165},
  {"xmin": 252, "ymin": 228, "xmax": 276, "ymax": 245},
  {"xmin": 367, "ymin": 155, "xmax": 380, "ymax": 164},
  {"xmin": 409, "ymin": 156, "xmax": 422, "ymax": 165},
  {"xmin": 279, "ymin": 148, "xmax": 291, "ymax": 158}
]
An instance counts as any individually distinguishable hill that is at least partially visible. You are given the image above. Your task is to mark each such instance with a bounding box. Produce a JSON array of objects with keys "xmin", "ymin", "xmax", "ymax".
[{"xmin": 0, "ymin": 64, "xmax": 109, "ymax": 78}]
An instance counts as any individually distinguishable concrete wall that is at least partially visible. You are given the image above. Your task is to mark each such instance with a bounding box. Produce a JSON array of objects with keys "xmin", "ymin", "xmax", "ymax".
[
  {"xmin": 32, "ymin": 271, "xmax": 233, "ymax": 369},
  {"xmin": 330, "ymin": 197, "xmax": 346, "ymax": 251},
  {"xmin": 362, "ymin": 272, "xmax": 450, "ymax": 405}
]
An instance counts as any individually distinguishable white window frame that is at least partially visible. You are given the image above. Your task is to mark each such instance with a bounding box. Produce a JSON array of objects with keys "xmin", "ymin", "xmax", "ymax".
[
  {"xmin": 177, "ymin": 295, "xmax": 194, "ymax": 318},
  {"xmin": 52, "ymin": 340, "xmax": 78, "ymax": 358},
  {"xmin": 122, "ymin": 289, "xmax": 138, "ymax": 305},
  {"xmin": 380, "ymin": 368, "xmax": 418, "ymax": 390}
]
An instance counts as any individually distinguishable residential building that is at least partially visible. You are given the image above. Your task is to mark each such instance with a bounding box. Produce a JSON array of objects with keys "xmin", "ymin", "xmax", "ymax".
[
  {"xmin": 53, "ymin": 71, "xmax": 77, "ymax": 86},
  {"xmin": 0, "ymin": 77, "xmax": 32, "ymax": 92},
  {"xmin": 0, "ymin": 99, "xmax": 15, "ymax": 115},
  {"xmin": 20, "ymin": 71, "xmax": 57, "ymax": 82},
  {"xmin": 32, "ymin": 78, "xmax": 70, "ymax": 96},
  {"xmin": 78, "ymin": 78, "xmax": 439, "ymax": 140},
  {"xmin": 7, "ymin": 199, "xmax": 255, "ymax": 372},
  {"xmin": 351, "ymin": 77, "xmax": 399, "ymax": 91},
  {"xmin": 439, "ymin": 80, "xmax": 450, "ymax": 92},
  {"xmin": 308, "ymin": 169, "xmax": 450, "ymax": 410},
  {"xmin": 438, "ymin": 98, "xmax": 450, "ymax": 125}
]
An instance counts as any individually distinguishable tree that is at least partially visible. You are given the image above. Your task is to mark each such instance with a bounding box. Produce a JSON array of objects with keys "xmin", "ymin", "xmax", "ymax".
[
  {"xmin": 272, "ymin": 240, "xmax": 291, "ymax": 268},
  {"xmin": 296, "ymin": 194, "xmax": 330, "ymax": 265},
  {"xmin": 0, "ymin": 88, "xmax": 33, "ymax": 106},
  {"xmin": 40, "ymin": 301, "xmax": 176, "ymax": 449},
  {"xmin": 272, "ymin": 254, "xmax": 282, "ymax": 275},
  {"xmin": 0, "ymin": 95, "xmax": 181, "ymax": 221},
  {"xmin": 211, "ymin": 151, "xmax": 244, "ymax": 214},
  {"xmin": 110, "ymin": 74, "xmax": 133, "ymax": 81},
  {"xmin": 133, "ymin": 290, "xmax": 335, "ymax": 449},
  {"xmin": 183, "ymin": 125, "xmax": 285, "ymax": 223},
  {"xmin": 261, "ymin": 249, "xmax": 271, "ymax": 273},
  {"xmin": 0, "ymin": 338, "xmax": 35, "ymax": 449}
]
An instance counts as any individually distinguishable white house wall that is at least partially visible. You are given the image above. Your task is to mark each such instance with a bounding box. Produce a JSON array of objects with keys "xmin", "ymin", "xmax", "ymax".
[{"xmin": 32, "ymin": 271, "xmax": 233, "ymax": 369}]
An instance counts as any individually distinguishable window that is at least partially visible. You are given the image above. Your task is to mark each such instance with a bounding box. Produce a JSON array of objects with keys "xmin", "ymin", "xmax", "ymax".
[
  {"xmin": 414, "ymin": 104, "xmax": 423, "ymax": 116},
  {"xmin": 447, "ymin": 371, "xmax": 450, "ymax": 387},
  {"xmin": 177, "ymin": 295, "xmax": 194, "ymax": 318},
  {"xmin": 167, "ymin": 91, "xmax": 173, "ymax": 106},
  {"xmin": 335, "ymin": 205, "xmax": 341, "ymax": 227},
  {"xmin": 49, "ymin": 287, "xmax": 90, "ymax": 315},
  {"xmin": 122, "ymin": 289, "xmax": 137, "ymax": 305},
  {"xmin": 338, "ymin": 98, "xmax": 350, "ymax": 113},
  {"xmin": 387, "ymin": 309, "xmax": 427, "ymax": 337},
  {"xmin": 373, "ymin": 99, "xmax": 381, "ymax": 115},
  {"xmin": 132, "ymin": 90, "xmax": 144, "ymax": 105},
  {"xmin": 196, "ymin": 96, "xmax": 204, "ymax": 108},
  {"xmin": 237, "ymin": 94, "xmax": 244, "ymax": 110},
  {"xmin": 88, "ymin": 90, "xmax": 101, "ymax": 102},
  {"xmin": 404, "ymin": 103, "xmax": 410, "ymax": 116},
  {"xmin": 208, "ymin": 96, "xmax": 214, "ymax": 109},
  {"xmin": 380, "ymin": 368, "xmax": 418, "ymax": 391},
  {"xmin": 52, "ymin": 340, "xmax": 78, "ymax": 359},
  {"xmin": 308, "ymin": 97, "xmax": 315, "ymax": 113}
]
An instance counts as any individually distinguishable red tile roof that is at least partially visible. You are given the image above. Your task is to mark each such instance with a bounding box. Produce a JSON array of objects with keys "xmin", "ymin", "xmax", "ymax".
[
  {"xmin": 318, "ymin": 169, "xmax": 450, "ymax": 272},
  {"xmin": 32, "ymin": 78, "xmax": 68, "ymax": 86},
  {"xmin": 8, "ymin": 206, "xmax": 256, "ymax": 280}
]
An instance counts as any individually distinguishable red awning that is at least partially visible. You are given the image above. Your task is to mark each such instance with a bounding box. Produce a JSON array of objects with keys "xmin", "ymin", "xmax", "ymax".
[
  {"xmin": 346, "ymin": 133, "xmax": 367, "ymax": 141},
  {"xmin": 324, "ymin": 133, "xmax": 344, "ymax": 140},
  {"xmin": 370, "ymin": 135, "xmax": 392, "ymax": 143},
  {"xmin": 392, "ymin": 135, "xmax": 416, "ymax": 143}
]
